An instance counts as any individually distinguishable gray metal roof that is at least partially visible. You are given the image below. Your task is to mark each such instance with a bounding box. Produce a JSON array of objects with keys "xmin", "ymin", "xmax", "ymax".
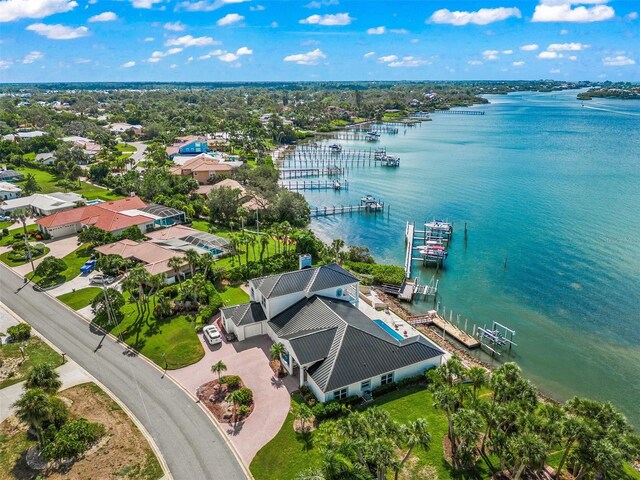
[
  {"xmin": 221, "ymin": 302, "xmax": 266, "ymax": 326},
  {"xmin": 270, "ymin": 296, "xmax": 444, "ymax": 393},
  {"xmin": 252, "ymin": 263, "xmax": 358, "ymax": 299}
]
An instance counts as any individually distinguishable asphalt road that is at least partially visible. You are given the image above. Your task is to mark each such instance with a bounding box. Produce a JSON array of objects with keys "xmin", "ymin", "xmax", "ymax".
[{"xmin": 0, "ymin": 263, "xmax": 248, "ymax": 480}]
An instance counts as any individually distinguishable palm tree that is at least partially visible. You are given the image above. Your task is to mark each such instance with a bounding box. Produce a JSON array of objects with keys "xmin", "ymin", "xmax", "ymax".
[
  {"xmin": 168, "ymin": 256, "xmax": 184, "ymax": 284},
  {"xmin": 211, "ymin": 360, "xmax": 228, "ymax": 382},
  {"xmin": 467, "ymin": 366, "xmax": 487, "ymax": 400},
  {"xmin": 452, "ymin": 408, "xmax": 483, "ymax": 469},
  {"xmin": 269, "ymin": 342, "xmax": 286, "ymax": 376},
  {"xmin": 25, "ymin": 363, "xmax": 61, "ymax": 394},
  {"xmin": 509, "ymin": 432, "xmax": 547, "ymax": 480},
  {"xmin": 394, "ymin": 418, "xmax": 431, "ymax": 480},
  {"xmin": 555, "ymin": 416, "xmax": 586, "ymax": 479},
  {"xmin": 13, "ymin": 388, "xmax": 52, "ymax": 447},
  {"xmin": 10, "ymin": 208, "xmax": 36, "ymax": 275},
  {"xmin": 331, "ymin": 238, "xmax": 344, "ymax": 263},
  {"xmin": 148, "ymin": 273, "xmax": 166, "ymax": 308},
  {"xmin": 280, "ymin": 221, "xmax": 292, "ymax": 255},
  {"xmin": 259, "ymin": 233, "xmax": 270, "ymax": 263},
  {"xmin": 184, "ymin": 249, "xmax": 200, "ymax": 277},
  {"xmin": 226, "ymin": 389, "xmax": 243, "ymax": 425},
  {"xmin": 293, "ymin": 402, "xmax": 314, "ymax": 433}
]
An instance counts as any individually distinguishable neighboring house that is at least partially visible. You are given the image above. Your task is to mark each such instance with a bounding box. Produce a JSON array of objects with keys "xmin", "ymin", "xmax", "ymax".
[
  {"xmin": 0, "ymin": 192, "xmax": 84, "ymax": 216},
  {"xmin": 0, "ymin": 169, "xmax": 24, "ymax": 182},
  {"xmin": 221, "ymin": 264, "xmax": 445, "ymax": 402},
  {"xmin": 166, "ymin": 135, "xmax": 210, "ymax": 157},
  {"xmin": 0, "ymin": 181, "xmax": 21, "ymax": 200},
  {"xmin": 169, "ymin": 154, "xmax": 242, "ymax": 184},
  {"xmin": 107, "ymin": 123, "xmax": 143, "ymax": 135},
  {"xmin": 145, "ymin": 224, "xmax": 229, "ymax": 257},
  {"xmin": 196, "ymin": 178, "xmax": 267, "ymax": 211},
  {"xmin": 34, "ymin": 152, "xmax": 56, "ymax": 166},
  {"xmin": 94, "ymin": 239, "xmax": 188, "ymax": 283},
  {"xmin": 35, "ymin": 196, "xmax": 185, "ymax": 239},
  {"xmin": 61, "ymin": 136, "xmax": 101, "ymax": 158},
  {"xmin": 2, "ymin": 131, "xmax": 47, "ymax": 141}
]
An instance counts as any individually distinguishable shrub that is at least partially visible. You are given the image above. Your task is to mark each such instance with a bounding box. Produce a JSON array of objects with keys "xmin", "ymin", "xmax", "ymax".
[
  {"xmin": 372, "ymin": 382, "xmax": 397, "ymax": 397},
  {"xmin": 2, "ymin": 228, "xmax": 8, "ymax": 236},
  {"xmin": 220, "ymin": 375, "xmax": 241, "ymax": 389},
  {"xmin": 299, "ymin": 385, "xmax": 318, "ymax": 407},
  {"xmin": 25, "ymin": 363, "xmax": 61, "ymax": 394},
  {"xmin": 397, "ymin": 373, "xmax": 425, "ymax": 388},
  {"xmin": 233, "ymin": 387, "xmax": 253, "ymax": 406},
  {"xmin": 345, "ymin": 261, "xmax": 405, "ymax": 286},
  {"xmin": 42, "ymin": 419, "xmax": 105, "ymax": 461},
  {"xmin": 340, "ymin": 395, "xmax": 362, "ymax": 407},
  {"xmin": 159, "ymin": 284, "xmax": 179, "ymax": 298},
  {"xmin": 312, "ymin": 400, "xmax": 346, "ymax": 421},
  {"xmin": 238, "ymin": 405, "xmax": 251, "ymax": 417},
  {"xmin": 7, "ymin": 323, "xmax": 31, "ymax": 341}
]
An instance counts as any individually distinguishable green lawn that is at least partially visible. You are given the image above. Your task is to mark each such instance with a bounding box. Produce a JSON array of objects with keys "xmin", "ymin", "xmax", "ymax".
[
  {"xmin": 107, "ymin": 294, "xmax": 204, "ymax": 370},
  {"xmin": 0, "ymin": 246, "xmax": 49, "ymax": 267},
  {"xmin": 115, "ymin": 143, "xmax": 136, "ymax": 153},
  {"xmin": 0, "ymin": 337, "xmax": 63, "ymax": 389},
  {"xmin": 218, "ymin": 284, "xmax": 249, "ymax": 306},
  {"xmin": 27, "ymin": 243, "xmax": 92, "ymax": 285},
  {"xmin": 15, "ymin": 167, "xmax": 122, "ymax": 201},
  {"xmin": 57, "ymin": 287, "xmax": 102, "ymax": 310},
  {"xmin": 0, "ymin": 225, "xmax": 39, "ymax": 247},
  {"xmin": 0, "ymin": 221, "xmax": 12, "ymax": 230}
]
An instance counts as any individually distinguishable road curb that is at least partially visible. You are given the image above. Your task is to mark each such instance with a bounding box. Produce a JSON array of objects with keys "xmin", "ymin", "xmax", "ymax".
[
  {"xmin": 39, "ymin": 282, "xmax": 254, "ymax": 479},
  {"xmin": 0, "ymin": 302, "xmax": 172, "ymax": 480}
]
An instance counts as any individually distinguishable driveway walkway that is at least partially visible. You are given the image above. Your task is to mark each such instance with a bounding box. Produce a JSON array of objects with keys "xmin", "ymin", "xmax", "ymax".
[
  {"xmin": 13, "ymin": 235, "xmax": 81, "ymax": 276},
  {"xmin": 171, "ymin": 331, "xmax": 298, "ymax": 464}
]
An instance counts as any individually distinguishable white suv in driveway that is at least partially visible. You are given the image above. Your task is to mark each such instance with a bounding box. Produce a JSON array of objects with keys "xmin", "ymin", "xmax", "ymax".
[{"xmin": 202, "ymin": 325, "xmax": 222, "ymax": 345}]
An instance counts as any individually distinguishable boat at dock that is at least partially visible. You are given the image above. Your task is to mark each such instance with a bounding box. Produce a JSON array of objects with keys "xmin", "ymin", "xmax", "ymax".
[
  {"xmin": 329, "ymin": 144, "xmax": 343, "ymax": 153},
  {"xmin": 365, "ymin": 131, "xmax": 381, "ymax": 142}
]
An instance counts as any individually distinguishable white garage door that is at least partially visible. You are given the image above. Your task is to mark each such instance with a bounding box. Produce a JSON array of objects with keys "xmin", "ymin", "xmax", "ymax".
[{"xmin": 244, "ymin": 323, "xmax": 263, "ymax": 338}]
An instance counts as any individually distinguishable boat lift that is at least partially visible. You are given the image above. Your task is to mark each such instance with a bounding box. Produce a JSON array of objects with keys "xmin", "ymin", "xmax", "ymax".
[{"xmin": 476, "ymin": 321, "xmax": 517, "ymax": 357}]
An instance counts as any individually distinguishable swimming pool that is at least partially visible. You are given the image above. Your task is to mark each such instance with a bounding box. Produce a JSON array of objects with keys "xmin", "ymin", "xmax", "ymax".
[
  {"xmin": 373, "ymin": 319, "xmax": 405, "ymax": 341},
  {"xmin": 86, "ymin": 199, "xmax": 104, "ymax": 205}
]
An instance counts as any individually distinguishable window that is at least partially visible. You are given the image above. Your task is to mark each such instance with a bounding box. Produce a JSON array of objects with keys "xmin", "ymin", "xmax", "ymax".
[
  {"xmin": 333, "ymin": 388, "xmax": 348, "ymax": 400},
  {"xmin": 250, "ymin": 288, "xmax": 255, "ymax": 298},
  {"xmin": 261, "ymin": 297, "xmax": 266, "ymax": 308},
  {"xmin": 336, "ymin": 288, "xmax": 343, "ymax": 297},
  {"xmin": 380, "ymin": 372, "xmax": 394, "ymax": 386},
  {"xmin": 360, "ymin": 380, "xmax": 371, "ymax": 391}
]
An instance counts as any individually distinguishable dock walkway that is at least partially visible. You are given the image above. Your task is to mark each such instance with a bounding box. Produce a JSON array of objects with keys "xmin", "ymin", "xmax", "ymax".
[{"xmin": 408, "ymin": 313, "xmax": 480, "ymax": 349}]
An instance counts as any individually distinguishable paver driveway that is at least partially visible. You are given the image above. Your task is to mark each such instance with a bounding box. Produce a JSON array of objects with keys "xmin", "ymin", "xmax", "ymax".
[{"xmin": 170, "ymin": 327, "xmax": 298, "ymax": 463}]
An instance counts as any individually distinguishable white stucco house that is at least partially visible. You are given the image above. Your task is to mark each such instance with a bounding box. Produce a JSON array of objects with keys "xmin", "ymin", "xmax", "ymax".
[
  {"xmin": 0, "ymin": 181, "xmax": 21, "ymax": 200},
  {"xmin": 221, "ymin": 264, "xmax": 445, "ymax": 403}
]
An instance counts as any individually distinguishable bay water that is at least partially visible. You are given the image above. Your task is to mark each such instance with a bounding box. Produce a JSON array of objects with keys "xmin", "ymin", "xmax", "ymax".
[{"xmin": 298, "ymin": 90, "xmax": 640, "ymax": 425}]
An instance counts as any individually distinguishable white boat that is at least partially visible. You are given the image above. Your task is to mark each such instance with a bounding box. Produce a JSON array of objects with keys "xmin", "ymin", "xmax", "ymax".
[{"xmin": 329, "ymin": 144, "xmax": 342, "ymax": 152}]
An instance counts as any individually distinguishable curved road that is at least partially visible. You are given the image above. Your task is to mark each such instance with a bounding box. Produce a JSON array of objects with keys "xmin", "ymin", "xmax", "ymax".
[{"xmin": 0, "ymin": 263, "xmax": 248, "ymax": 480}]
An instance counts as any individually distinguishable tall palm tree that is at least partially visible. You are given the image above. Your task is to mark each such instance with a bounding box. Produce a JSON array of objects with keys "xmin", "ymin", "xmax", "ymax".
[
  {"xmin": 168, "ymin": 256, "xmax": 184, "ymax": 284},
  {"xmin": 509, "ymin": 432, "xmax": 547, "ymax": 480},
  {"xmin": 555, "ymin": 416, "xmax": 586, "ymax": 479},
  {"xmin": 467, "ymin": 366, "xmax": 487, "ymax": 400},
  {"xmin": 259, "ymin": 233, "xmax": 270, "ymax": 263},
  {"xmin": 184, "ymin": 249, "xmax": 200, "ymax": 278},
  {"xmin": 394, "ymin": 418, "xmax": 431, "ymax": 480},
  {"xmin": 269, "ymin": 342, "xmax": 286, "ymax": 376},
  {"xmin": 432, "ymin": 384, "xmax": 459, "ymax": 455},
  {"xmin": 211, "ymin": 360, "xmax": 228, "ymax": 382},
  {"xmin": 452, "ymin": 408, "xmax": 483, "ymax": 469},
  {"xmin": 13, "ymin": 388, "xmax": 52, "ymax": 447},
  {"xmin": 280, "ymin": 221, "xmax": 292, "ymax": 255},
  {"xmin": 331, "ymin": 238, "xmax": 344, "ymax": 264},
  {"xmin": 293, "ymin": 402, "xmax": 314, "ymax": 433},
  {"xmin": 226, "ymin": 389, "xmax": 243, "ymax": 425},
  {"xmin": 10, "ymin": 208, "xmax": 36, "ymax": 275},
  {"xmin": 148, "ymin": 273, "xmax": 166, "ymax": 308}
]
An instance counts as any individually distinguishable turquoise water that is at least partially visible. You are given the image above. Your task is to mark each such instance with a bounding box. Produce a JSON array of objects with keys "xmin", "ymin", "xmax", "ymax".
[{"xmin": 297, "ymin": 90, "xmax": 640, "ymax": 425}]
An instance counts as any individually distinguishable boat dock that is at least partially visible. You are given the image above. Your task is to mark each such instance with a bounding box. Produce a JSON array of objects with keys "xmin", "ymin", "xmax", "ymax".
[
  {"xmin": 317, "ymin": 131, "xmax": 383, "ymax": 141},
  {"xmin": 405, "ymin": 220, "xmax": 452, "ymax": 273},
  {"xmin": 379, "ymin": 277, "xmax": 438, "ymax": 302},
  {"xmin": 408, "ymin": 311, "xmax": 481, "ymax": 349},
  {"xmin": 282, "ymin": 146, "xmax": 385, "ymax": 168},
  {"xmin": 349, "ymin": 124, "xmax": 399, "ymax": 134},
  {"xmin": 434, "ymin": 109, "xmax": 485, "ymax": 116},
  {"xmin": 279, "ymin": 180, "xmax": 348, "ymax": 191},
  {"xmin": 279, "ymin": 167, "xmax": 343, "ymax": 179},
  {"xmin": 310, "ymin": 203, "xmax": 384, "ymax": 217}
]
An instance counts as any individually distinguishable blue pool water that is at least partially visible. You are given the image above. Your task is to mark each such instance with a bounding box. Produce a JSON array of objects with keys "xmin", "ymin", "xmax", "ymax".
[
  {"xmin": 374, "ymin": 319, "xmax": 405, "ymax": 341},
  {"xmin": 86, "ymin": 199, "xmax": 104, "ymax": 205}
]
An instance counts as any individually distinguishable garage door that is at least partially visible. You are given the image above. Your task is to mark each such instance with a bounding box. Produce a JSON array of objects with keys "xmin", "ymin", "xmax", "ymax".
[{"xmin": 244, "ymin": 323, "xmax": 263, "ymax": 338}]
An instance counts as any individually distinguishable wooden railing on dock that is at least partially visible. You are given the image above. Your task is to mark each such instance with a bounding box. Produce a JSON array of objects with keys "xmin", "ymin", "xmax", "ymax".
[
  {"xmin": 309, "ymin": 204, "xmax": 383, "ymax": 217},
  {"xmin": 409, "ymin": 313, "xmax": 480, "ymax": 349},
  {"xmin": 434, "ymin": 109, "xmax": 485, "ymax": 115},
  {"xmin": 279, "ymin": 167, "xmax": 343, "ymax": 179},
  {"xmin": 279, "ymin": 180, "xmax": 347, "ymax": 191}
]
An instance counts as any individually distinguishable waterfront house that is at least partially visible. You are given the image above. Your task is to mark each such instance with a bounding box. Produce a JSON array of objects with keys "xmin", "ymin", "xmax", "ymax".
[
  {"xmin": 0, "ymin": 181, "xmax": 21, "ymax": 200},
  {"xmin": 221, "ymin": 264, "xmax": 445, "ymax": 402},
  {"xmin": 145, "ymin": 224, "xmax": 229, "ymax": 257},
  {"xmin": 1, "ymin": 192, "xmax": 84, "ymax": 216},
  {"xmin": 169, "ymin": 154, "xmax": 242, "ymax": 184},
  {"xmin": 196, "ymin": 178, "xmax": 267, "ymax": 211},
  {"xmin": 0, "ymin": 169, "xmax": 24, "ymax": 182}
]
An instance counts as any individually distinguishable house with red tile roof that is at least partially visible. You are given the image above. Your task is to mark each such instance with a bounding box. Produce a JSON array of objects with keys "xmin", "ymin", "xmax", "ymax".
[{"xmin": 169, "ymin": 153, "xmax": 242, "ymax": 184}]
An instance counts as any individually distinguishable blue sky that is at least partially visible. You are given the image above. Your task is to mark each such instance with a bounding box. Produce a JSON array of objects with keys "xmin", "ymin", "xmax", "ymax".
[{"xmin": 0, "ymin": 0, "xmax": 638, "ymax": 82}]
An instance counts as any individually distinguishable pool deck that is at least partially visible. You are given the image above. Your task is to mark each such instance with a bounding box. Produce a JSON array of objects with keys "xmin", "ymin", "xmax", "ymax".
[{"xmin": 357, "ymin": 292, "xmax": 421, "ymax": 340}]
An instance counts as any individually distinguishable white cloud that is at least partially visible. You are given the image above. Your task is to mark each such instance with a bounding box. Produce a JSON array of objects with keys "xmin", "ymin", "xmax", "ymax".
[
  {"xmin": 532, "ymin": 3, "xmax": 614, "ymax": 23},
  {"xmin": 218, "ymin": 52, "xmax": 238, "ymax": 62},
  {"xmin": 301, "ymin": 39, "xmax": 320, "ymax": 46},
  {"xmin": 165, "ymin": 35, "xmax": 218, "ymax": 47},
  {"xmin": 602, "ymin": 55, "xmax": 635, "ymax": 66},
  {"xmin": 537, "ymin": 51, "xmax": 562, "ymax": 59},
  {"xmin": 625, "ymin": 11, "xmax": 638, "ymax": 20},
  {"xmin": 428, "ymin": 7, "xmax": 521, "ymax": 26},
  {"xmin": 26, "ymin": 23, "xmax": 90, "ymax": 39},
  {"xmin": 283, "ymin": 48, "xmax": 326, "ymax": 65},
  {"xmin": 299, "ymin": 13, "xmax": 353, "ymax": 26},
  {"xmin": 249, "ymin": 5, "xmax": 265, "ymax": 11},
  {"xmin": 198, "ymin": 49, "xmax": 224, "ymax": 60},
  {"xmin": 502, "ymin": 49, "xmax": 513, "ymax": 54},
  {"xmin": 568, "ymin": 55, "xmax": 578, "ymax": 60},
  {"xmin": 270, "ymin": 21, "xmax": 278, "ymax": 27},
  {"xmin": 144, "ymin": 36, "xmax": 155, "ymax": 42},
  {"xmin": 0, "ymin": 60, "xmax": 12, "ymax": 69},
  {"xmin": 217, "ymin": 13, "xmax": 244, "ymax": 26},
  {"xmin": 170, "ymin": 63, "xmax": 177, "ymax": 68},
  {"xmin": 363, "ymin": 51, "xmax": 375, "ymax": 59},
  {"xmin": 410, "ymin": 38, "xmax": 419, "ymax": 43},
  {"xmin": 550, "ymin": 68, "xmax": 561, "ymax": 73},
  {"xmin": 0, "ymin": 0, "xmax": 77, "ymax": 22},
  {"xmin": 88, "ymin": 11, "xmax": 117, "ymax": 22},
  {"xmin": 74, "ymin": 58, "xmax": 91, "ymax": 63},
  {"xmin": 131, "ymin": 0, "xmax": 162, "ymax": 8},
  {"xmin": 147, "ymin": 47, "xmax": 183, "ymax": 62},
  {"xmin": 387, "ymin": 56, "xmax": 427, "ymax": 67},
  {"xmin": 175, "ymin": 0, "xmax": 249, "ymax": 12},
  {"xmin": 122, "ymin": 60, "xmax": 136, "ymax": 68},
  {"xmin": 367, "ymin": 26, "xmax": 385, "ymax": 35},
  {"xmin": 512, "ymin": 60, "xmax": 525, "ymax": 66},
  {"xmin": 22, "ymin": 51, "xmax": 44, "ymax": 64},
  {"xmin": 236, "ymin": 46, "xmax": 252, "ymax": 55},
  {"xmin": 390, "ymin": 28, "xmax": 409, "ymax": 34},
  {"xmin": 164, "ymin": 21, "xmax": 186, "ymax": 31},
  {"xmin": 547, "ymin": 42, "xmax": 589, "ymax": 51},
  {"xmin": 520, "ymin": 44, "xmax": 539, "ymax": 51},
  {"xmin": 560, "ymin": 28, "xmax": 570, "ymax": 34},
  {"xmin": 305, "ymin": 0, "xmax": 338, "ymax": 8},
  {"xmin": 378, "ymin": 54, "xmax": 398, "ymax": 63},
  {"xmin": 468, "ymin": 60, "xmax": 483, "ymax": 65},
  {"xmin": 482, "ymin": 49, "xmax": 500, "ymax": 60}
]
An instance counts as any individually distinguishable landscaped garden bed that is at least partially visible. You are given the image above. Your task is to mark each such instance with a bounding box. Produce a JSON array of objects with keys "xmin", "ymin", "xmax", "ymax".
[
  {"xmin": 0, "ymin": 336, "xmax": 62, "ymax": 389},
  {"xmin": 196, "ymin": 375, "xmax": 254, "ymax": 424}
]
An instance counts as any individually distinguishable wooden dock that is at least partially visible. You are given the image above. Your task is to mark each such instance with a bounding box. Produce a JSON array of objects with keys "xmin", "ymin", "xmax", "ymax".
[
  {"xmin": 408, "ymin": 312, "xmax": 480, "ymax": 349},
  {"xmin": 434, "ymin": 109, "xmax": 485, "ymax": 116},
  {"xmin": 279, "ymin": 167, "xmax": 343, "ymax": 179},
  {"xmin": 279, "ymin": 180, "xmax": 348, "ymax": 191},
  {"xmin": 309, "ymin": 204, "xmax": 383, "ymax": 217},
  {"xmin": 316, "ymin": 131, "xmax": 382, "ymax": 141},
  {"xmin": 282, "ymin": 146, "xmax": 385, "ymax": 168}
]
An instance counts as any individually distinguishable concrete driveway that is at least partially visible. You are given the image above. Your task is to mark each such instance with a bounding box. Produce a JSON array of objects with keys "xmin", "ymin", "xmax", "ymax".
[
  {"xmin": 13, "ymin": 235, "xmax": 82, "ymax": 276},
  {"xmin": 170, "ymin": 329, "xmax": 298, "ymax": 464}
]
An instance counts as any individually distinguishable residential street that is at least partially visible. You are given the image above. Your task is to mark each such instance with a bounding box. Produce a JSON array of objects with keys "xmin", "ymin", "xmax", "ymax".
[{"xmin": 0, "ymin": 263, "xmax": 249, "ymax": 480}]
